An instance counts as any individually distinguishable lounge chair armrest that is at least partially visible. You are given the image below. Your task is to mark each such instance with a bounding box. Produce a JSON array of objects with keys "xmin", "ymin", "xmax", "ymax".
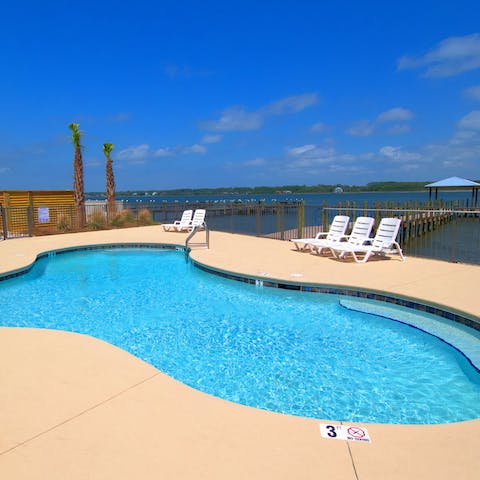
[{"xmin": 315, "ymin": 232, "xmax": 329, "ymax": 239}]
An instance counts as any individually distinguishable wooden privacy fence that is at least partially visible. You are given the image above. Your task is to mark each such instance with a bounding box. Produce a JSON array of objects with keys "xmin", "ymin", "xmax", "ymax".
[
  {"xmin": 0, "ymin": 200, "xmax": 124, "ymax": 239},
  {"xmin": 0, "ymin": 190, "xmax": 75, "ymax": 237}
]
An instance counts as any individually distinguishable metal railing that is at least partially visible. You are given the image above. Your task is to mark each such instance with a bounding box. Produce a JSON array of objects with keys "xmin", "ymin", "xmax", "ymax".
[
  {"xmin": 185, "ymin": 223, "xmax": 210, "ymax": 250},
  {"xmin": 1, "ymin": 202, "xmax": 479, "ymax": 265}
]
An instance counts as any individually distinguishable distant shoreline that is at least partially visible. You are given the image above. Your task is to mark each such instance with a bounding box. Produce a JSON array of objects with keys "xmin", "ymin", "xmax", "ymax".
[
  {"xmin": 87, "ymin": 189, "xmax": 472, "ymax": 197},
  {"xmin": 86, "ymin": 180, "xmax": 480, "ymax": 197}
]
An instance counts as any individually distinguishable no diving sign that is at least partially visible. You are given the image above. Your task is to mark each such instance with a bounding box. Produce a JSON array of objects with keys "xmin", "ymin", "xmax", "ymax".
[{"xmin": 319, "ymin": 423, "xmax": 371, "ymax": 443}]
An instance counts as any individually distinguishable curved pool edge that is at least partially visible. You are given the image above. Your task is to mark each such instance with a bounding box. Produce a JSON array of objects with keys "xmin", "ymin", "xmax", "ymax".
[
  {"xmin": 188, "ymin": 256, "xmax": 480, "ymax": 333},
  {"xmin": 0, "ymin": 228, "xmax": 479, "ymax": 479}
]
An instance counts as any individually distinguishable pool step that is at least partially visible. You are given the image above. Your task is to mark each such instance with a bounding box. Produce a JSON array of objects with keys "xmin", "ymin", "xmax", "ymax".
[{"xmin": 339, "ymin": 299, "xmax": 480, "ymax": 372}]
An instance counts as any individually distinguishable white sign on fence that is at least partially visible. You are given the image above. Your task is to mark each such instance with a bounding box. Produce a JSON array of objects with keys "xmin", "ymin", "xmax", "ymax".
[{"xmin": 38, "ymin": 207, "xmax": 50, "ymax": 223}]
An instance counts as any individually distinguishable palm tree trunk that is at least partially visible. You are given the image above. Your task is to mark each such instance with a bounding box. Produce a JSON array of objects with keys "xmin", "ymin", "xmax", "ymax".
[
  {"xmin": 106, "ymin": 157, "xmax": 116, "ymax": 219},
  {"xmin": 74, "ymin": 147, "xmax": 86, "ymax": 227}
]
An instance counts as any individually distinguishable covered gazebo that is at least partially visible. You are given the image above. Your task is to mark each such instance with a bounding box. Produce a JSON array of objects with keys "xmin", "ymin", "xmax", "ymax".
[{"xmin": 425, "ymin": 176, "xmax": 480, "ymax": 207}]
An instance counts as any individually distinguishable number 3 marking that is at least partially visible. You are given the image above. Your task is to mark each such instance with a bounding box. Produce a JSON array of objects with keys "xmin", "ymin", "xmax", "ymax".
[{"xmin": 326, "ymin": 425, "xmax": 337, "ymax": 438}]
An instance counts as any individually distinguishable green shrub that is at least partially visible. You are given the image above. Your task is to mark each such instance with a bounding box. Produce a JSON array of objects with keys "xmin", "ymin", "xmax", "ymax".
[
  {"xmin": 87, "ymin": 210, "xmax": 107, "ymax": 230},
  {"xmin": 110, "ymin": 208, "xmax": 135, "ymax": 227},
  {"xmin": 137, "ymin": 208, "xmax": 154, "ymax": 225}
]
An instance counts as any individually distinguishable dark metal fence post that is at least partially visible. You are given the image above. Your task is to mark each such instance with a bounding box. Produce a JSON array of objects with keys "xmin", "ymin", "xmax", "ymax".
[
  {"xmin": 1, "ymin": 206, "xmax": 7, "ymax": 239},
  {"xmin": 276, "ymin": 205, "xmax": 285, "ymax": 240},
  {"xmin": 321, "ymin": 203, "xmax": 328, "ymax": 231},
  {"xmin": 27, "ymin": 206, "xmax": 34, "ymax": 237},
  {"xmin": 256, "ymin": 205, "xmax": 261, "ymax": 236},
  {"xmin": 296, "ymin": 202, "xmax": 304, "ymax": 239},
  {"xmin": 451, "ymin": 214, "xmax": 456, "ymax": 262}
]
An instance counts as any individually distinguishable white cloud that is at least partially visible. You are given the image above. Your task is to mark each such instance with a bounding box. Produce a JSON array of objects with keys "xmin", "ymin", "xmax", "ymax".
[
  {"xmin": 287, "ymin": 144, "xmax": 316, "ymax": 156},
  {"xmin": 200, "ymin": 93, "xmax": 318, "ymax": 132},
  {"xmin": 286, "ymin": 143, "xmax": 361, "ymax": 170},
  {"xmin": 346, "ymin": 120, "xmax": 375, "ymax": 137},
  {"xmin": 442, "ymin": 160, "xmax": 459, "ymax": 168},
  {"xmin": 201, "ymin": 134, "xmax": 223, "ymax": 144},
  {"xmin": 243, "ymin": 158, "xmax": 266, "ymax": 167},
  {"xmin": 422, "ymin": 115, "xmax": 480, "ymax": 166},
  {"xmin": 260, "ymin": 93, "xmax": 318, "ymax": 115},
  {"xmin": 347, "ymin": 107, "xmax": 414, "ymax": 137},
  {"xmin": 458, "ymin": 110, "xmax": 480, "ymax": 130},
  {"xmin": 117, "ymin": 144, "xmax": 150, "ymax": 161},
  {"xmin": 200, "ymin": 106, "xmax": 263, "ymax": 131},
  {"xmin": 117, "ymin": 142, "xmax": 206, "ymax": 162},
  {"xmin": 310, "ymin": 122, "xmax": 327, "ymax": 133},
  {"xmin": 463, "ymin": 85, "xmax": 480, "ymax": 100},
  {"xmin": 379, "ymin": 146, "xmax": 422, "ymax": 162},
  {"xmin": 286, "ymin": 108, "xmax": 480, "ymax": 178},
  {"xmin": 377, "ymin": 107, "xmax": 414, "ymax": 123},
  {"xmin": 398, "ymin": 33, "xmax": 480, "ymax": 77},
  {"xmin": 153, "ymin": 147, "xmax": 173, "ymax": 157},
  {"xmin": 154, "ymin": 144, "xmax": 207, "ymax": 156},
  {"xmin": 449, "ymin": 129, "xmax": 478, "ymax": 144},
  {"xmin": 182, "ymin": 143, "xmax": 206, "ymax": 154}
]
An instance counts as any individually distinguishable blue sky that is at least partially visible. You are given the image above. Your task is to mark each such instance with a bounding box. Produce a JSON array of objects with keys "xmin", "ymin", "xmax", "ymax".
[{"xmin": 1, "ymin": 0, "xmax": 480, "ymax": 191}]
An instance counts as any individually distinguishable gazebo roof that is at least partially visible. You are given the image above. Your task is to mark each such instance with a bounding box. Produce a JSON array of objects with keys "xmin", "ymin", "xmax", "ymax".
[{"xmin": 425, "ymin": 176, "xmax": 480, "ymax": 188}]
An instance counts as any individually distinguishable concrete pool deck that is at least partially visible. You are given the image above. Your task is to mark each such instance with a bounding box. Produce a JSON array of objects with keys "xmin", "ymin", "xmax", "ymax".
[{"xmin": 0, "ymin": 225, "xmax": 479, "ymax": 479}]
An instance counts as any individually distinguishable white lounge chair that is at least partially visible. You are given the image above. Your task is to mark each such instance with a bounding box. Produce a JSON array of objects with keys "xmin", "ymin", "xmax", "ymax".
[
  {"xmin": 290, "ymin": 215, "xmax": 350, "ymax": 251},
  {"xmin": 162, "ymin": 209, "xmax": 193, "ymax": 232},
  {"xmin": 188, "ymin": 209, "xmax": 206, "ymax": 232},
  {"xmin": 309, "ymin": 216, "xmax": 375, "ymax": 255},
  {"xmin": 330, "ymin": 217, "xmax": 405, "ymax": 263}
]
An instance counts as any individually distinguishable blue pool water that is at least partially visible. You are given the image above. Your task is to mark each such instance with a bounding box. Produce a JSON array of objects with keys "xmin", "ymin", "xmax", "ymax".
[{"xmin": 1, "ymin": 248, "xmax": 480, "ymax": 424}]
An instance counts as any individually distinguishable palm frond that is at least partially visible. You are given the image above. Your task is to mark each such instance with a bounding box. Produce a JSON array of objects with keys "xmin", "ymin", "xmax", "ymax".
[
  {"xmin": 68, "ymin": 123, "xmax": 84, "ymax": 149},
  {"xmin": 103, "ymin": 143, "xmax": 115, "ymax": 156}
]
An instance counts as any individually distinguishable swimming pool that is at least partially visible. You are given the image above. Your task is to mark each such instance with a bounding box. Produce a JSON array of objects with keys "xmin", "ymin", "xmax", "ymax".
[{"xmin": 1, "ymin": 247, "xmax": 479, "ymax": 424}]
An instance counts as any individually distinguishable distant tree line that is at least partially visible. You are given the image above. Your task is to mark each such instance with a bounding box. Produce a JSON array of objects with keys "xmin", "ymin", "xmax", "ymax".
[{"xmin": 90, "ymin": 181, "xmax": 436, "ymax": 196}]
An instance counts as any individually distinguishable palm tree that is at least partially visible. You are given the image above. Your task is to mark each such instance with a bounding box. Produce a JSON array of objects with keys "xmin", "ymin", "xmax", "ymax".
[
  {"xmin": 103, "ymin": 143, "xmax": 116, "ymax": 219},
  {"xmin": 69, "ymin": 123, "xmax": 86, "ymax": 227}
]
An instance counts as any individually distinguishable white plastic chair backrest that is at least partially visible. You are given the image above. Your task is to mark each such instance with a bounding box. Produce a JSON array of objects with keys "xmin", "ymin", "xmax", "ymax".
[
  {"xmin": 348, "ymin": 217, "xmax": 375, "ymax": 246},
  {"xmin": 191, "ymin": 209, "xmax": 206, "ymax": 227},
  {"xmin": 372, "ymin": 218, "xmax": 401, "ymax": 249},
  {"xmin": 179, "ymin": 210, "xmax": 193, "ymax": 224},
  {"xmin": 326, "ymin": 215, "xmax": 350, "ymax": 241}
]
